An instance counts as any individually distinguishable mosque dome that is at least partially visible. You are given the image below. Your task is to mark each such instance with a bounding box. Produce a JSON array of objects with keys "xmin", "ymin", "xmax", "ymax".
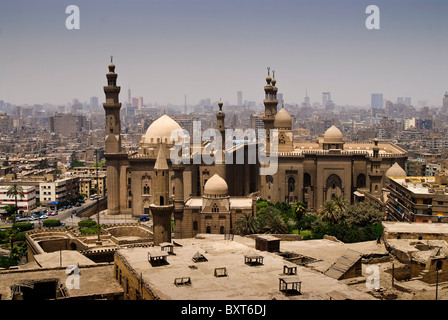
[
  {"xmin": 204, "ymin": 173, "xmax": 228, "ymax": 196},
  {"xmin": 274, "ymin": 107, "xmax": 292, "ymax": 129},
  {"xmin": 324, "ymin": 125, "xmax": 343, "ymax": 143},
  {"xmin": 385, "ymin": 162, "xmax": 407, "ymax": 178},
  {"xmin": 144, "ymin": 114, "xmax": 183, "ymax": 144}
]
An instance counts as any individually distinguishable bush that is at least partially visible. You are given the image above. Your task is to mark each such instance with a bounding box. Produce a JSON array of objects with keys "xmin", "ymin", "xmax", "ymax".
[
  {"xmin": 0, "ymin": 256, "xmax": 18, "ymax": 269},
  {"xmin": 43, "ymin": 219, "xmax": 61, "ymax": 228},
  {"xmin": 12, "ymin": 222, "xmax": 33, "ymax": 232},
  {"xmin": 78, "ymin": 219, "xmax": 97, "ymax": 228}
]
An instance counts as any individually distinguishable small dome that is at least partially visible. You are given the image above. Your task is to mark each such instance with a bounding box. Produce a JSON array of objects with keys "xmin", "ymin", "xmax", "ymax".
[
  {"xmin": 274, "ymin": 108, "xmax": 292, "ymax": 129},
  {"xmin": 204, "ymin": 173, "xmax": 228, "ymax": 196},
  {"xmin": 324, "ymin": 125, "xmax": 343, "ymax": 143},
  {"xmin": 386, "ymin": 162, "xmax": 406, "ymax": 178},
  {"xmin": 144, "ymin": 114, "xmax": 183, "ymax": 144}
]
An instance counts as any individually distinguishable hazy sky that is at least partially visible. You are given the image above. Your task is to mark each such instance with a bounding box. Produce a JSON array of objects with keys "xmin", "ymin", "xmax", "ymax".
[{"xmin": 0, "ymin": 0, "xmax": 447, "ymax": 107}]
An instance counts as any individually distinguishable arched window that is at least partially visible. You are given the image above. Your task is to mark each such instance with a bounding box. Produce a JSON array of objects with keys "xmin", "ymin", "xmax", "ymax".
[
  {"xmin": 160, "ymin": 196, "xmax": 164, "ymax": 205},
  {"xmin": 288, "ymin": 177, "xmax": 295, "ymax": 193},
  {"xmin": 212, "ymin": 203, "xmax": 219, "ymax": 213},
  {"xmin": 326, "ymin": 174, "xmax": 342, "ymax": 190},
  {"xmin": 206, "ymin": 226, "xmax": 211, "ymax": 234},
  {"xmin": 304, "ymin": 173, "xmax": 311, "ymax": 187},
  {"xmin": 357, "ymin": 174, "xmax": 366, "ymax": 188}
]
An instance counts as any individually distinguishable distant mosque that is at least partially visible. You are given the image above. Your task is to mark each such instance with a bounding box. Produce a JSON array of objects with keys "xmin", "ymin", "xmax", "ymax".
[{"xmin": 102, "ymin": 59, "xmax": 408, "ymax": 240}]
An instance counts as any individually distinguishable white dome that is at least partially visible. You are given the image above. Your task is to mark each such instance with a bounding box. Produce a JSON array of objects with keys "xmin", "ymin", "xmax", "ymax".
[
  {"xmin": 144, "ymin": 114, "xmax": 183, "ymax": 144},
  {"xmin": 324, "ymin": 125, "xmax": 343, "ymax": 143},
  {"xmin": 274, "ymin": 108, "xmax": 292, "ymax": 129},
  {"xmin": 204, "ymin": 173, "xmax": 228, "ymax": 196},
  {"xmin": 386, "ymin": 162, "xmax": 406, "ymax": 178}
]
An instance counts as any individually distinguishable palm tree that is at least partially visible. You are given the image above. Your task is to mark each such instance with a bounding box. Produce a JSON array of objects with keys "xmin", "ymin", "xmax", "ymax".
[
  {"xmin": 6, "ymin": 184, "xmax": 24, "ymax": 217},
  {"xmin": 319, "ymin": 200, "xmax": 342, "ymax": 225},
  {"xmin": 332, "ymin": 195, "xmax": 348, "ymax": 213},
  {"xmin": 258, "ymin": 206, "xmax": 289, "ymax": 234},
  {"xmin": 293, "ymin": 201, "xmax": 306, "ymax": 231},
  {"xmin": 235, "ymin": 213, "xmax": 259, "ymax": 235}
]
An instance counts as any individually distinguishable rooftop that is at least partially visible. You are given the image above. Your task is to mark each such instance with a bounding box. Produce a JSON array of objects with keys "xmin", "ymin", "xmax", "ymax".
[{"xmin": 115, "ymin": 234, "xmax": 378, "ymax": 300}]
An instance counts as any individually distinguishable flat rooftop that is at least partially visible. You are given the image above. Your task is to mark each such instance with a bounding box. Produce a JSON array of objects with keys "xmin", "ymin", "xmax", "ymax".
[
  {"xmin": 116, "ymin": 234, "xmax": 376, "ymax": 300},
  {"xmin": 0, "ymin": 263, "xmax": 122, "ymax": 300},
  {"xmin": 383, "ymin": 221, "xmax": 448, "ymax": 235}
]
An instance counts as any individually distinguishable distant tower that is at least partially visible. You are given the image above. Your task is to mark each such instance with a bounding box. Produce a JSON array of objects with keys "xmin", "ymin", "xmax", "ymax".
[
  {"xmin": 128, "ymin": 85, "xmax": 131, "ymax": 104},
  {"xmin": 103, "ymin": 57, "xmax": 124, "ymax": 215},
  {"xmin": 237, "ymin": 91, "xmax": 243, "ymax": 107},
  {"xmin": 150, "ymin": 144, "xmax": 174, "ymax": 245},
  {"xmin": 262, "ymin": 67, "xmax": 278, "ymax": 153},
  {"xmin": 443, "ymin": 92, "xmax": 448, "ymax": 114},
  {"xmin": 304, "ymin": 89, "xmax": 310, "ymax": 107}
]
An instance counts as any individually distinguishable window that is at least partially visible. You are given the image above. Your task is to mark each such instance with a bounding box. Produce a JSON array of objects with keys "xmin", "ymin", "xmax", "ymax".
[
  {"xmin": 288, "ymin": 177, "xmax": 295, "ymax": 193},
  {"xmin": 193, "ymin": 221, "xmax": 198, "ymax": 231},
  {"xmin": 212, "ymin": 203, "xmax": 219, "ymax": 213}
]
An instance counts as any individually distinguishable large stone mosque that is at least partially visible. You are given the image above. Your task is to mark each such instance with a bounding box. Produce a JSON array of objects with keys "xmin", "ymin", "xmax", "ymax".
[{"xmin": 102, "ymin": 60, "xmax": 408, "ymax": 240}]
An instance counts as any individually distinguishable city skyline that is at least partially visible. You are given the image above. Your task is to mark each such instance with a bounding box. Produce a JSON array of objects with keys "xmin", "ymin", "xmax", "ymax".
[{"xmin": 0, "ymin": 0, "xmax": 447, "ymax": 107}]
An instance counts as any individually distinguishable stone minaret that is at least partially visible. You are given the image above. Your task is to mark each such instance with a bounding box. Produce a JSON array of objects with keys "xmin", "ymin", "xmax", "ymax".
[
  {"xmin": 215, "ymin": 99, "xmax": 226, "ymax": 181},
  {"xmin": 150, "ymin": 144, "xmax": 174, "ymax": 245},
  {"xmin": 172, "ymin": 162, "xmax": 185, "ymax": 239},
  {"xmin": 262, "ymin": 68, "xmax": 278, "ymax": 153},
  {"xmin": 369, "ymin": 138, "xmax": 383, "ymax": 197},
  {"xmin": 103, "ymin": 57, "xmax": 124, "ymax": 215}
]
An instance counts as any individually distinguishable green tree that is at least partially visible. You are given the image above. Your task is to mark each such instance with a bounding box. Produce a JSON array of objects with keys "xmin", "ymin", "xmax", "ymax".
[
  {"xmin": 319, "ymin": 200, "xmax": 343, "ymax": 225},
  {"xmin": 332, "ymin": 195, "xmax": 348, "ymax": 213},
  {"xmin": 235, "ymin": 213, "xmax": 259, "ymax": 235},
  {"xmin": 70, "ymin": 160, "xmax": 85, "ymax": 168},
  {"xmin": 6, "ymin": 184, "xmax": 24, "ymax": 216},
  {"xmin": 343, "ymin": 202, "xmax": 384, "ymax": 228},
  {"xmin": 292, "ymin": 201, "xmax": 306, "ymax": 231},
  {"xmin": 257, "ymin": 206, "xmax": 289, "ymax": 234}
]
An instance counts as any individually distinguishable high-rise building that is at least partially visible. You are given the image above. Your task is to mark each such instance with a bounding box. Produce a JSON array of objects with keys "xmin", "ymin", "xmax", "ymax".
[
  {"xmin": 371, "ymin": 93, "xmax": 383, "ymax": 109},
  {"xmin": 322, "ymin": 92, "xmax": 331, "ymax": 107},
  {"xmin": 303, "ymin": 90, "xmax": 311, "ymax": 108},
  {"xmin": 137, "ymin": 97, "xmax": 144, "ymax": 109},
  {"xmin": 237, "ymin": 91, "xmax": 243, "ymax": 107},
  {"xmin": 90, "ymin": 96, "xmax": 99, "ymax": 110},
  {"xmin": 442, "ymin": 92, "xmax": 448, "ymax": 114}
]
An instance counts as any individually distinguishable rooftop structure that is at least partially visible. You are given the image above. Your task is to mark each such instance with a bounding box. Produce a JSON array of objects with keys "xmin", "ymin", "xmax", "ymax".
[{"xmin": 113, "ymin": 234, "xmax": 378, "ymax": 300}]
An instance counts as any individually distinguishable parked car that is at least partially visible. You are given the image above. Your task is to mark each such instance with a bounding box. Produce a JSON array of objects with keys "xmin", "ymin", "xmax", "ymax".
[
  {"xmin": 15, "ymin": 217, "xmax": 28, "ymax": 222},
  {"xmin": 39, "ymin": 215, "xmax": 48, "ymax": 219},
  {"xmin": 75, "ymin": 202, "xmax": 81, "ymax": 207},
  {"xmin": 29, "ymin": 216, "xmax": 38, "ymax": 221},
  {"xmin": 51, "ymin": 211, "xmax": 58, "ymax": 216}
]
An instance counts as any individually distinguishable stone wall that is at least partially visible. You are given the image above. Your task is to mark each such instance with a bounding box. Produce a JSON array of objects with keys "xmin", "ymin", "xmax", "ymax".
[{"xmin": 114, "ymin": 251, "xmax": 158, "ymax": 300}]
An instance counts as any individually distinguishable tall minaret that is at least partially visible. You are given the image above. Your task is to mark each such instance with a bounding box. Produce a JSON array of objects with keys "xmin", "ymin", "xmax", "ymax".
[
  {"xmin": 103, "ymin": 57, "xmax": 123, "ymax": 215},
  {"xmin": 150, "ymin": 144, "xmax": 174, "ymax": 245},
  {"xmin": 369, "ymin": 138, "xmax": 383, "ymax": 197},
  {"xmin": 262, "ymin": 67, "xmax": 278, "ymax": 152},
  {"xmin": 104, "ymin": 56, "xmax": 122, "ymax": 154},
  {"xmin": 215, "ymin": 99, "xmax": 226, "ymax": 180}
]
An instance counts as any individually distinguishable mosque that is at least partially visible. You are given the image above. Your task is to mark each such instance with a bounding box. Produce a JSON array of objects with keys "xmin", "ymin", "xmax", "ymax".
[{"xmin": 102, "ymin": 60, "xmax": 408, "ymax": 240}]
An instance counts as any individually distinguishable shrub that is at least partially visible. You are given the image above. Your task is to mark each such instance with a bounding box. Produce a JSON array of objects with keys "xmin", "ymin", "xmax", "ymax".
[
  {"xmin": 12, "ymin": 222, "xmax": 33, "ymax": 232},
  {"xmin": 78, "ymin": 219, "xmax": 97, "ymax": 228},
  {"xmin": 43, "ymin": 219, "xmax": 61, "ymax": 228}
]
